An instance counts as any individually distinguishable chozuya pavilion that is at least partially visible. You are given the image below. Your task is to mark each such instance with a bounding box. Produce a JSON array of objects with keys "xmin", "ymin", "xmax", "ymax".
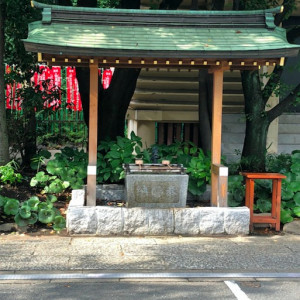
[{"xmin": 23, "ymin": 1, "xmax": 299, "ymax": 235}]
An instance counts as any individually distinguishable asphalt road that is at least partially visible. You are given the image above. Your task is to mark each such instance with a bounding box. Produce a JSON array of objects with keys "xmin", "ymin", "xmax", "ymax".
[{"xmin": 0, "ymin": 279, "xmax": 299, "ymax": 300}]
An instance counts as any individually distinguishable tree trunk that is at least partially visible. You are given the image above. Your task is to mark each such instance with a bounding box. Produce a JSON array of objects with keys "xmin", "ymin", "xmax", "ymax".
[
  {"xmin": 241, "ymin": 70, "xmax": 270, "ymax": 171},
  {"xmin": 76, "ymin": 0, "xmax": 183, "ymax": 143},
  {"xmin": 0, "ymin": 0, "xmax": 10, "ymax": 165},
  {"xmin": 98, "ymin": 68, "xmax": 141, "ymax": 141},
  {"xmin": 77, "ymin": 67, "xmax": 141, "ymax": 141}
]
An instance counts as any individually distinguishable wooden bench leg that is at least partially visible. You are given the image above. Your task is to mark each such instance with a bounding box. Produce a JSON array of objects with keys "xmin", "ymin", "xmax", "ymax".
[
  {"xmin": 245, "ymin": 178, "xmax": 255, "ymax": 232},
  {"xmin": 272, "ymin": 179, "xmax": 282, "ymax": 231}
]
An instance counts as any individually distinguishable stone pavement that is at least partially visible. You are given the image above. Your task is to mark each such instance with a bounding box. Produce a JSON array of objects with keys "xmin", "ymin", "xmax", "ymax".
[{"xmin": 0, "ymin": 233, "xmax": 299, "ymax": 274}]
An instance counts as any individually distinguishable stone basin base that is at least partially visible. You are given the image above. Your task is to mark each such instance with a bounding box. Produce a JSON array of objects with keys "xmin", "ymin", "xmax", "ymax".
[{"xmin": 67, "ymin": 189, "xmax": 250, "ymax": 236}]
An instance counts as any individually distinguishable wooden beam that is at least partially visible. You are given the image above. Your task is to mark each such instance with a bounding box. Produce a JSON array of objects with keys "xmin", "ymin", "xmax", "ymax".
[
  {"xmin": 86, "ymin": 59, "xmax": 99, "ymax": 206},
  {"xmin": 211, "ymin": 68, "xmax": 224, "ymax": 207}
]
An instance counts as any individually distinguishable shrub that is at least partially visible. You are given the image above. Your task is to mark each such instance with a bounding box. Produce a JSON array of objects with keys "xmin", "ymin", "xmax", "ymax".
[
  {"xmin": 30, "ymin": 147, "xmax": 88, "ymax": 193},
  {"xmin": 0, "ymin": 195, "xmax": 66, "ymax": 231},
  {"xmin": 97, "ymin": 132, "xmax": 146, "ymax": 183},
  {"xmin": 0, "ymin": 160, "xmax": 23, "ymax": 185}
]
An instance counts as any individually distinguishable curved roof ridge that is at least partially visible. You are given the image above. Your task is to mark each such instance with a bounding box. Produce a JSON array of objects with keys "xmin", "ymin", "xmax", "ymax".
[{"xmin": 32, "ymin": 1, "xmax": 282, "ymax": 16}]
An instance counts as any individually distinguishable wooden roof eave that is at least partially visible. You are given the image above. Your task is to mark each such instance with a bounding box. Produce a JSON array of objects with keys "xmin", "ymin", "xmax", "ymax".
[{"xmin": 31, "ymin": 50, "xmax": 289, "ymax": 70}]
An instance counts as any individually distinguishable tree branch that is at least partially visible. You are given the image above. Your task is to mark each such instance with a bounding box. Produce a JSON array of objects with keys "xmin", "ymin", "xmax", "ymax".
[
  {"xmin": 232, "ymin": 0, "xmax": 244, "ymax": 10},
  {"xmin": 286, "ymin": 25, "xmax": 300, "ymax": 43},
  {"xmin": 159, "ymin": 0, "xmax": 183, "ymax": 10},
  {"xmin": 267, "ymin": 82, "xmax": 300, "ymax": 123},
  {"xmin": 57, "ymin": 0, "xmax": 72, "ymax": 5},
  {"xmin": 190, "ymin": 0, "xmax": 198, "ymax": 10},
  {"xmin": 120, "ymin": 0, "xmax": 140, "ymax": 9},
  {"xmin": 262, "ymin": 65, "xmax": 284, "ymax": 104},
  {"xmin": 274, "ymin": 0, "xmax": 296, "ymax": 26},
  {"xmin": 77, "ymin": 0, "xmax": 97, "ymax": 7},
  {"xmin": 211, "ymin": 0, "xmax": 225, "ymax": 10}
]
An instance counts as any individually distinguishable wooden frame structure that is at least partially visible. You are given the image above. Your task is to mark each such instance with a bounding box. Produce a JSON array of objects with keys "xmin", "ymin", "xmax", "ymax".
[{"xmin": 24, "ymin": 2, "xmax": 300, "ymax": 207}]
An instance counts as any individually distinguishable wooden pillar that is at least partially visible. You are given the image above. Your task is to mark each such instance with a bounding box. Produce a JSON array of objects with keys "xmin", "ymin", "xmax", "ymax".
[
  {"xmin": 211, "ymin": 68, "xmax": 224, "ymax": 207},
  {"xmin": 86, "ymin": 60, "xmax": 99, "ymax": 206}
]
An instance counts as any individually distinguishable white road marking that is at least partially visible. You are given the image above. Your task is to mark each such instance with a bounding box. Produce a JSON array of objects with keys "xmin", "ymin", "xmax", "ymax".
[{"xmin": 224, "ymin": 280, "xmax": 251, "ymax": 300}]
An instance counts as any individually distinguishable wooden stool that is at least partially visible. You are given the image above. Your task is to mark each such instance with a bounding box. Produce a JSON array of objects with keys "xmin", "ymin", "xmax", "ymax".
[{"xmin": 241, "ymin": 172, "xmax": 286, "ymax": 232}]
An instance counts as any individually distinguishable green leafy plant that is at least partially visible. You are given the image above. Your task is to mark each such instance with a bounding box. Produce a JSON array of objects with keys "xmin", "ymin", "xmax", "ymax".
[
  {"xmin": 46, "ymin": 147, "xmax": 87, "ymax": 189},
  {"xmin": 30, "ymin": 171, "xmax": 70, "ymax": 194},
  {"xmin": 186, "ymin": 149, "xmax": 211, "ymax": 196},
  {"xmin": 30, "ymin": 147, "xmax": 87, "ymax": 193},
  {"xmin": 97, "ymin": 132, "xmax": 144, "ymax": 183},
  {"xmin": 148, "ymin": 141, "xmax": 211, "ymax": 196},
  {"xmin": 0, "ymin": 194, "xmax": 66, "ymax": 231},
  {"xmin": 0, "ymin": 160, "xmax": 23, "ymax": 185},
  {"xmin": 151, "ymin": 141, "xmax": 198, "ymax": 166},
  {"xmin": 242, "ymin": 151, "xmax": 300, "ymax": 224},
  {"xmin": 30, "ymin": 149, "xmax": 51, "ymax": 171},
  {"xmin": 280, "ymin": 151, "xmax": 300, "ymax": 223},
  {"xmin": 227, "ymin": 175, "xmax": 245, "ymax": 207}
]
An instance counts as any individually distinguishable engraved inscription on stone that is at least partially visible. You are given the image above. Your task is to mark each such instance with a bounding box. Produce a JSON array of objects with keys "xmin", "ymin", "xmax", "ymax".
[
  {"xmin": 134, "ymin": 180, "xmax": 180, "ymax": 204},
  {"xmin": 126, "ymin": 174, "xmax": 188, "ymax": 208}
]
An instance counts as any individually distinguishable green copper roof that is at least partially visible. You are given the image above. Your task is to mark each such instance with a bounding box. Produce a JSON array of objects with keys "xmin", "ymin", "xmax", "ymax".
[{"xmin": 24, "ymin": 2, "xmax": 299, "ymax": 62}]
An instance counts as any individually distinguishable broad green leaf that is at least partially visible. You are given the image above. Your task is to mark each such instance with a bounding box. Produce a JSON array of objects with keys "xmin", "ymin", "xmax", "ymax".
[
  {"xmin": 110, "ymin": 159, "xmax": 122, "ymax": 168},
  {"xmin": 123, "ymin": 157, "xmax": 133, "ymax": 164},
  {"xmin": 289, "ymin": 181, "xmax": 300, "ymax": 192},
  {"xmin": 256, "ymin": 199, "xmax": 272, "ymax": 213},
  {"xmin": 53, "ymin": 216, "xmax": 66, "ymax": 231},
  {"xmin": 38, "ymin": 208, "xmax": 55, "ymax": 224},
  {"xmin": 14, "ymin": 213, "xmax": 30, "ymax": 227},
  {"xmin": 4, "ymin": 199, "xmax": 20, "ymax": 215},
  {"xmin": 62, "ymin": 181, "xmax": 70, "ymax": 189},
  {"xmin": 293, "ymin": 206, "xmax": 300, "ymax": 217},
  {"xmin": 291, "ymin": 152, "xmax": 300, "ymax": 162},
  {"xmin": 283, "ymin": 172, "xmax": 293, "ymax": 183},
  {"xmin": 0, "ymin": 195, "xmax": 8, "ymax": 207},
  {"xmin": 27, "ymin": 198, "xmax": 40, "ymax": 211},
  {"xmin": 46, "ymin": 195, "xmax": 57, "ymax": 203},
  {"xmin": 38, "ymin": 202, "xmax": 48, "ymax": 211},
  {"xmin": 284, "ymin": 200, "xmax": 295, "ymax": 209},
  {"xmin": 104, "ymin": 172, "xmax": 110, "ymax": 182},
  {"xmin": 135, "ymin": 146, "xmax": 141, "ymax": 155},
  {"xmin": 280, "ymin": 209, "xmax": 294, "ymax": 224},
  {"xmin": 294, "ymin": 192, "xmax": 300, "ymax": 206},
  {"xmin": 28, "ymin": 196, "xmax": 39, "ymax": 201},
  {"xmin": 30, "ymin": 177, "xmax": 38, "ymax": 187},
  {"xmin": 109, "ymin": 150, "xmax": 121, "ymax": 159},
  {"xmin": 228, "ymin": 193, "xmax": 243, "ymax": 207},
  {"xmin": 39, "ymin": 150, "xmax": 51, "ymax": 159},
  {"xmin": 27, "ymin": 212, "xmax": 38, "ymax": 225},
  {"xmin": 281, "ymin": 188, "xmax": 294, "ymax": 201},
  {"xmin": 291, "ymin": 163, "xmax": 300, "ymax": 174},
  {"xmin": 228, "ymin": 175, "xmax": 243, "ymax": 183},
  {"xmin": 19, "ymin": 205, "xmax": 32, "ymax": 219}
]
